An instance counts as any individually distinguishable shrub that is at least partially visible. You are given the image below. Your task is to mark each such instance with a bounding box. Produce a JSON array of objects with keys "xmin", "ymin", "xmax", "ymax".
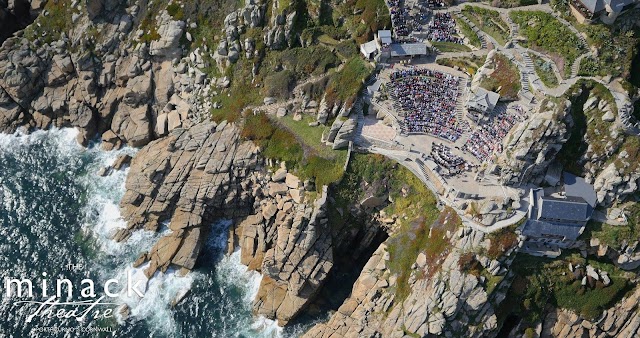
[
  {"xmin": 325, "ymin": 57, "xmax": 372, "ymax": 106},
  {"xmin": 264, "ymin": 70, "xmax": 296, "ymax": 99},
  {"xmin": 166, "ymin": 3, "xmax": 184, "ymax": 20},
  {"xmin": 487, "ymin": 227, "xmax": 518, "ymax": 259},
  {"xmin": 510, "ymin": 11, "xmax": 586, "ymax": 77}
]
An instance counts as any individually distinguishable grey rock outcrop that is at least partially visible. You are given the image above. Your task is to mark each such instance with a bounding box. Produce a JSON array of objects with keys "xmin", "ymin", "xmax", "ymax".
[
  {"xmin": 495, "ymin": 99, "xmax": 571, "ymax": 185},
  {"xmin": 149, "ymin": 10, "xmax": 185, "ymax": 58},
  {"xmin": 542, "ymin": 287, "xmax": 640, "ymax": 337},
  {"xmin": 229, "ymin": 175, "xmax": 333, "ymax": 325},
  {"xmin": 304, "ymin": 223, "xmax": 515, "ymax": 338},
  {"xmin": 118, "ymin": 122, "xmax": 260, "ymax": 276}
]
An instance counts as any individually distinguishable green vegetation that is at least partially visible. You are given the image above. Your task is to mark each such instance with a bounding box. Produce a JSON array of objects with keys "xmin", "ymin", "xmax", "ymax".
[
  {"xmin": 241, "ymin": 112, "xmax": 346, "ymax": 190},
  {"xmin": 454, "ymin": 15, "xmax": 482, "ymax": 48},
  {"xmin": 263, "ymin": 70, "xmax": 296, "ymax": 99},
  {"xmin": 436, "ymin": 54, "xmax": 487, "ymax": 76},
  {"xmin": 582, "ymin": 203, "xmax": 640, "ymax": 250},
  {"xmin": 431, "ymin": 41, "xmax": 472, "ymax": 53},
  {"xmin": 258, "ymin": 45, "xmax": 342, "ymax": 99},
  {"xmin": 388, "ymin": 206, "xmax": 461, "ymax": 301},
  {"xmin": 211, "ymin": 59, "xmax": 263, "ymax": 122},
  {"xmin": 259, "ymin": 45, "xmax": 338, "ymax": 99},
  {"xmin": 242, "ymin": 112, "xmax": 304, "ymax": 166},
  {"xmin": 335, "ymin": 40, "xmax": 359, "ymax": 59},
  {"xmin": 331, "ymin": 154, "xmax": 454, "ymax": 302},
  {"xmin": 510, "ymin": 11, "xmax": 586, "ymax": 77},
  {"xmin": 277, "ymin": 114, "xmax": 335, "ymax": 159},
  {"xmin": 462, "ymin": 6, "xmax": 510, "ymax": 46},
  {"xmin": 631, "ymin": 39, "xmax": 640, "ymax": 88},
  {"xmin": 325, "ymin": 57, "xmax": 372, "ymax": 106},
  {"xmin": 486, "ymin": 226, "xmax": 519, "ymax": 260},
  {"xmin": 301, "ymin": 25, "xmax": 349, "ymax": 46},
  {"xmin": 501, "ymin": 252, "xmax": 634, "ymax": 329},
  {"xmin": 24, "ymin": 0, "xmax": 75, "ymax": 43},
  {"xmin": 479, "ymin": 52, "xmax": 521, "ymax": 100},
  {"xmin": 557, "ymin": 80, "xmax": 621, "ymax": 176},
  {"xmin": 166, "ymin": 3, "xmax": 185, "ymax": 20},
  {"xmin": 489, "ymin": 0, "xmax": 538, "ymax": 7},
  {"xmin": 263, "ymin": 46, "xmax": 339, "ymax": 78},
  {"xmin": 530, "ymin": 53, "xmax": 559, "ymax": 88},
  {"xmin": 328, "ymin": 0, "xmax": 391, "ymax": 44},
  {"xmin": 578, "ymin": 22, "xmax": 639, "ymax": 78}
]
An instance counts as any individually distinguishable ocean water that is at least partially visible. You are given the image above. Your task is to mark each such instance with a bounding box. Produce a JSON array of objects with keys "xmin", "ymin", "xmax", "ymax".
[{"xmin": 0, "ymin": 128, "xmax": 311, "ymax": 337}]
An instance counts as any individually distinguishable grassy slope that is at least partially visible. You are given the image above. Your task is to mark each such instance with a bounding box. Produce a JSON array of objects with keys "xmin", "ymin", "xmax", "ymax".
[
  {"xmin": 530, "ymin": 53, "xmax": 559, "ymax": 88},
  {"xmin": 510, "ymin": 11, "xmax": 585, "ymax": 77},
  {"xmin": 479, "ymin": 52, "xmax": 521, "ymax": 99},
  {"xmin": 462, "ymin": 6, "xmax": 510, "ymax": 46}
]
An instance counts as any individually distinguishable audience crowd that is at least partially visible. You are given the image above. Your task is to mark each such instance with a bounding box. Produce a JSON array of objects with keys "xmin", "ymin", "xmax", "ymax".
[
  {"xmin": 426, "ymin": 0, "xmax": 448, "ymax": 8},
  {"xmin": 463, "ymin": 105, "xmax": 525, "ymax": 162},
  {"xmin": 388, "ymin": 0, "xmax": 417, "ymax": 38},
  {"xmin": 427, "ymin": 13, "xmax": 463, "ymax": 44},
  {"xmin": 388, "ymin": 68, "xmax": 463, "ymax": 141},
  {"xmin": 431, "ymin": 143, "xmax": 467, "ymax": 176}
]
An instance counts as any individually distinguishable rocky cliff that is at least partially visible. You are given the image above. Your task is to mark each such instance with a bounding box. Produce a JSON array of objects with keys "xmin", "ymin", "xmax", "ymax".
[
  {"xmin": 0, "ymin": 0, "xmax": 207, "ymax": 147},
  {"xmin": 495, "ymin": 98, "xmax": 571, "ymax": 186},
  {"xmin": 541, "ymin": 286, "xmax": 640, "ymax": 337},
  {"xmin": 304, "ymin": 219, "xmax": 517, "ymax": 338},
  {"xmin": 116, "ymin": 121, "xmax": 258, "ymax": 274}
]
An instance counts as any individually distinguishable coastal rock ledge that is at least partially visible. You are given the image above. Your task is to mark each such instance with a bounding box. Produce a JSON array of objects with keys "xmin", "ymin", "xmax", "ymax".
[
  {"xmin": 116, "ymin": 120, "xmax": 333, "ymax": 325},
  {"xmin": 118, "ymin": 121, "xmax": 260, "ymax": 276}
]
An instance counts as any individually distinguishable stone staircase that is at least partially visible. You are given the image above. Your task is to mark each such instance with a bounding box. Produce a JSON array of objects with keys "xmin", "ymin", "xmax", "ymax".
[
  {"xmin": 505, "ymin": 15, "xmax": 518, "ymax": 40},
  {"xmin": 455, "ymin": 77, "xmax": 468, "ymax": 122},
  {"xmin": 457, "ymin": 13, "xmax": 487, "ymax": 49},
  {"xmin": 522, "ymin": 51, "xmax": 534, "ymax": 71},
  {"xmin": 518, "ymin": 67, "xmax": 535, "ymax": 104},
  {"xmin": 570, "ymin": 52, "xmax": 590, "ymax": 78}
]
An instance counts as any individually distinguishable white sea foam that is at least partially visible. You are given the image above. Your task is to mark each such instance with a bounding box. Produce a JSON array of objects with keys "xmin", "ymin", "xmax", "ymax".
[
  {"xmin": 0, "ymin": 127, "xmax": 290, "ymax": 337},
  {"xmin": 215, "ymin": 250, "xmax": 283, "ymax": 338}
]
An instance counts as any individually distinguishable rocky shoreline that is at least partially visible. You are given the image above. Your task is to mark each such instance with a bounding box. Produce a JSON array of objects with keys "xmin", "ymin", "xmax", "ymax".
[{"xmin": 1, "ymin": 1, "xmax": 639, "ymax": 337}]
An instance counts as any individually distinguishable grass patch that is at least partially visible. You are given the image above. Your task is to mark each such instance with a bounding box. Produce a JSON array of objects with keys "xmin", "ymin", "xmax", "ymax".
[
  {"xmin": 462, "ymin": 6, "xmax": 510, "ymax": 46},
  {"xmin": 242, "ymin": 112, "xmax": 346, "ymax": 190},
  {"xmin": 503, "ymin": 252, "xmax": 634, "ymax": 327},
  {"xmin": 455, "ymin": 15, "xmax": 482, "ymax": 48},
  {"xmin": 242, "ymin": 112, "xmax": 304, "ymax": 167},
  {"xmin": 530, "ymin": 53, "xmax": 559, "ymax": 88},
  {"xmin": 479, "ymin": 52, "xmax": 521, "ymax": 100},
  {"xmin": 277, "ymin": 115, "xmax": 334, "ymax": 158},
  {"xmin": 388, "ymin": 206, "xmax": 461, "ymax": 301},
  {"xmin": 324, "ymin": 57, "xmax": 372, "ymax": 106},
  {"xmin": 582, "ymin": 203, "xmax": 640, "ymax": 251},
  {"xmin": 510, "ymin": 11, "xmax": 586, "ymax": 77},
  {"xmin": 436, "ymin": 54, "xmax": 487, "ymax": 76},
  {"xmin": 211, "ymin": 58, "xmax": 263, "ymax": 122},
  {"xmin": 432, "ymin": 41, "xmax": 472, "ymax": 53}
]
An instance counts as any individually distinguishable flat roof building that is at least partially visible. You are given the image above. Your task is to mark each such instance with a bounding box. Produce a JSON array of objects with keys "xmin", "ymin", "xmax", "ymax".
[
  {"xmin": 378, "ymin": 30, "xmax": 393, "ymax": 45},
  {"xmin": 523, "ymin": 172, "xmax": 597, "ymax": 248},
  {"xmin": 466, "ymin": 88, "xmax": 500, "ymax": 115},
  {"xmin": 570, "ymin": 0, "xmax": 639, "ymax": 24},
  {"xmin": 389, "ymin": 43, "xmax": 429, "ymax": 58}
]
